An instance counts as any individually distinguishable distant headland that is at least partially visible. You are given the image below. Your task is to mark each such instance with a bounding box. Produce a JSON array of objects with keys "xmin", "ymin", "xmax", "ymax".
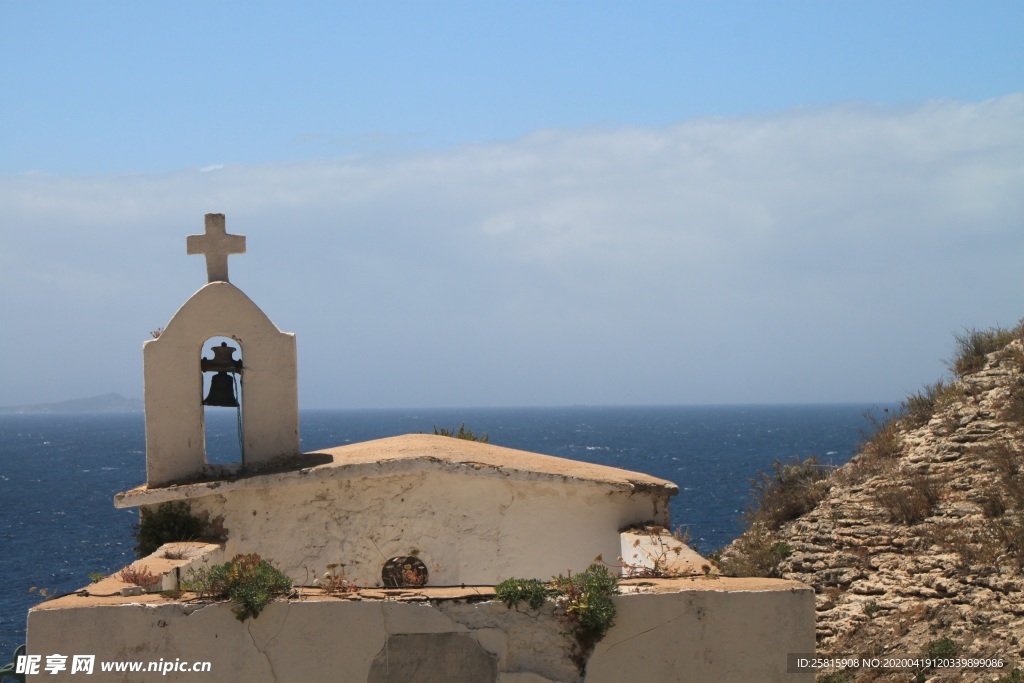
[{"xmin": 0, "ymin": 392, "xmax": 143, "ymax": 414}]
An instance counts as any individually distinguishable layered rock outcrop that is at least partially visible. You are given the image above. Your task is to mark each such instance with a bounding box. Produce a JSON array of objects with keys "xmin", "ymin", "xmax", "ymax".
[{"xmin": 724, "ymin": 338, "xmax": 1024, "ymax": 682}]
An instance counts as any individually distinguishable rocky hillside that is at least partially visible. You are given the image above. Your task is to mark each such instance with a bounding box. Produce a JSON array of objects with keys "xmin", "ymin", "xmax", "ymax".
[{"xmin": 722, "ymin": 331, "xmax": 1024, "ymax": 683}]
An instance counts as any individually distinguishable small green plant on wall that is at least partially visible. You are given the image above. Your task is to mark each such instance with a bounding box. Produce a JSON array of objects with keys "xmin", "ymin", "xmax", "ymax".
[
  {"xmin": 182, "ymin": 554, "xmax": 292, "ymax": 621},
  {"xmin": 551, "ymin": 564, "xmax": 618, "ymax": 672},
  {"xmin": 495, "ymin": 563, "xmax": 618, "ymax": 675},
  {"xmin": 495, "ymin": 577, "xmax": 549, "ymax": 609}
]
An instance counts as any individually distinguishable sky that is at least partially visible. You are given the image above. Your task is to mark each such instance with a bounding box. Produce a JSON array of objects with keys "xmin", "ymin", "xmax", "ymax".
[{"xmin": 1, "ymin": 2, "xmax": 1023, "ymax": 409}]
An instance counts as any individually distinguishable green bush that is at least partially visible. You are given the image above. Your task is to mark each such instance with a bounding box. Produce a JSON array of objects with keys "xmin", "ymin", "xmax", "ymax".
[
  {"xmin": 925, "ymin": 635, "xmax": 958, "ymax": 660},
  {"xmin": 551, "ymin": 564, "xmax": 618, "ymax": 638},
  {"xmin": 909, "ymin": 636, "xmax": 961, "ymax": 681},
  {"xmin": 550, "ymin": 564, "xmax": 619, "ymax": 674},
  {"xmin": 492, "ymin": 564, "xmax": 618, "ymax": 675},
  {"xmin": 182, "ymin": 554, "xmax": 292, "ymax": 621},
  {"xmin": 133, "ymin": 502, "xmax": 209, "ymax": 558},
  {"xmin": 495, "ymin": 577, "xmax": 549, "ymax": 610}
]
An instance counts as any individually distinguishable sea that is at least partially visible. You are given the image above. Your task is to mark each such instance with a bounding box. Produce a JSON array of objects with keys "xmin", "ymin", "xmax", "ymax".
[{"xmin": 0, "ymin": 403, "xmax": 884, "ymax": 659}]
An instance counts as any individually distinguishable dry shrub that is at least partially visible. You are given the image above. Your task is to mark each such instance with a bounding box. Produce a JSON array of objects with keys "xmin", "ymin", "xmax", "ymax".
[
  {"xmin": 901, "ymin": 380, "xmax": 959, "ymax": 430},
  {"xmin": 982, "ymin": 440, "xmax": 1023, "ymax": 481},
  {"xmin": 993, "ymin": 337, "xmax": 1024, "ymax": 370},
  {"xmin": 860, "ymin": 409, "xmax": 904, "ymax": 462},
  {"xmin": 995, "ymin": 381, "xmax": 1024, "ymax": 424},
  {"xmin": 618, "ymin": 529, "xmax": 690, "ymax": 578},
  {"xmin": 931, "ymin": 512, "xmax": 1024, "ymax": 575},
  {"xmin": 161, "ymin": 544, "xmax": 201, "ymax": 560},
  {"xmin": 947, "ymin": 325, "xmax": 1022, "ymax": 378},
  {"xmin": 317, "ymin": 574, "xmax": 358, "ymax": 595},
  {"xmin": 719, "ymin": 523, "xmax": 792, "ymax": 578},
  {"xmin": 922, "ymin": 520, "xmax": 958, "ymax": 547},
  {"xmin": 819, "ymin": 585, "xmax": 843, "ymax": 610},
  {"xmin": 928, "ymin": 520, "xmax": 1002, "ymax": 576},
  {"xmin": 315, "ymin": 564, "xmax": 359, "ymax": 595},
  {"xmin": 745, "ymin": 456, "xmax": 833, "ymax": 530},
  {"xmin": 996, "ymin": 513, "xmax": 1024, "ymax": 569},
  {"xmin": 963, "ymin": 527, "xmax": 1007, "ymax": 574},
  {"xmin": 981, "ymin": 491, "xmax": 1008, "ymax": 518},
  {"xmin": 835, "ymin": 451, "xmax": 894, "ymax": 488},
  {"xmin": 1007, "ymin": 479, "xmax": 1024, "ymax": 511},
  {"xmin": 981, "ymin": 441, "xmax": 1024, "ymax": 508},
  {"xmin": 874, "ymin": 475, "xmax": 941, "ymax": 525},
  {"xmin": 851, "ymin": 544, "xmax": 872, "ymax": 570},
  {"xmin": 118, "ymin": 564, "xmax": 159, "ymax": 587}
]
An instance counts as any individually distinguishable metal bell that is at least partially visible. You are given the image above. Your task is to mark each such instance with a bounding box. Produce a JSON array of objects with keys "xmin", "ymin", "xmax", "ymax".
[{"xmin": 203, "ymin": 371, "xmax": 239, "ymax": 407}]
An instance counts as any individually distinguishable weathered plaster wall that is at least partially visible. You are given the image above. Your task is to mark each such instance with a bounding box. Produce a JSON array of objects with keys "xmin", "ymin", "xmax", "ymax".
[
  {"xmin": 588, "ymin": 586, "xmax": 816, "ymax": 682},
  {"xmin": 27, "ymin": 581, "xmax": 813, "ymax": 682},
  {"xmin": 144, "ymin": 282, "xmax": 299, "ymax": 486},
  {"xmin": 174, "ymin": 469, "xmax": 666, "ymax": 586}
]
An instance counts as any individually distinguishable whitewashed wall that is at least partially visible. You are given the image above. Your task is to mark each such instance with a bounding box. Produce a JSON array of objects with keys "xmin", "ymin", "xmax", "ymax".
[
  {"xmin": 158, "ymin": 468, "xmax": 670, "ymax": 587},
  {"xmin": 28, "ymin": 580, "xmax": 814, "ymax": 683}
]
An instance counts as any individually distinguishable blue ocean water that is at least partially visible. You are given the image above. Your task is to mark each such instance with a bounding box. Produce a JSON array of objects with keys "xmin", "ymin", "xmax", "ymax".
[{"xmin": 0, "ymin": 404, "xmax": 878, "ymax": 659}]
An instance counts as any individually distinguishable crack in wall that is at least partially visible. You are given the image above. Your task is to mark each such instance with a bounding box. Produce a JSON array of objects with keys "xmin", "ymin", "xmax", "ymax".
[
  {"xmin": 180, "ymin": 602, "xmax": 218, "ymax": 616},
  {"xmin": 374, "ymin": 601, "xmax": 391, "ymax": 676},
  {"xmin": 243, "ymin": 602, "xmax": 291, "ymax": 682},
  {"xmin": 597, "ymin": 609, "xmax": 691, "ymax": 655}
]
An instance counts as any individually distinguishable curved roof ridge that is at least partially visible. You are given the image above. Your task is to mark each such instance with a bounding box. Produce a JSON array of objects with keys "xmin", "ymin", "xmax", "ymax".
[{"xmin": 312, "ymin": 433, "xmax": 678, "ymax": 491}]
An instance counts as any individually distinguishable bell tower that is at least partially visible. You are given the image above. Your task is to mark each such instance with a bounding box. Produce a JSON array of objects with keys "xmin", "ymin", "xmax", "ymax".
[{"xmin": 142, "ymin": 214, "xmax": 300, "ymax": 486}]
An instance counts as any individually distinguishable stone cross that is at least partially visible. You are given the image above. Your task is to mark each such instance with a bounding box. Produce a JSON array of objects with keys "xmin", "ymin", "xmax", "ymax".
[{"xmin": 187, "ymin": 214, "xmax": 246, "ymax": 283}]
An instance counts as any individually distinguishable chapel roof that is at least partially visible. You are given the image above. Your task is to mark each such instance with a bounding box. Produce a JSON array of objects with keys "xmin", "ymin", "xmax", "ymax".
[{"xmin": 115, "ymin": 433, "xmax": 678, "ymax": 508}]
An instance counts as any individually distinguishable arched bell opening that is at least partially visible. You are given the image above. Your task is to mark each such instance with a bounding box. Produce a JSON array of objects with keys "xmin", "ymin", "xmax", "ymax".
[{"xmin": 200, "ymin": 336, "xmax": 244, "ymax": 465}]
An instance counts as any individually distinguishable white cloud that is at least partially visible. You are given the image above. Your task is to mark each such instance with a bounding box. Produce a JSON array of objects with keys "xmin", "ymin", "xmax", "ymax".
[{"xmin": 2, "ymin": 95, "xmax": 1023, "ymax": 408}]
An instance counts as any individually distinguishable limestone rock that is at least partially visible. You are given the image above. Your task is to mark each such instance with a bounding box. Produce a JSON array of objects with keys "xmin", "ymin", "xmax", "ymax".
[{"xmin": 723, "ymin": 338, "xmax": 1024, "ymax": 681}]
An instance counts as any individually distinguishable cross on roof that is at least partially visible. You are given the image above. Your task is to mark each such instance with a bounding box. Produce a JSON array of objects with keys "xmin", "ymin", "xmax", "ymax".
[{"xmin": 187, "ymin": 213, "xmax": 246, "ymax": 283}]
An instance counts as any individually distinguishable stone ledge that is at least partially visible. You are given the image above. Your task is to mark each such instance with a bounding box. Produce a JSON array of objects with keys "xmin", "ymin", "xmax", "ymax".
[{"xmin": 32, "ymin": 574, "xmax": 810, "ymax": 612}]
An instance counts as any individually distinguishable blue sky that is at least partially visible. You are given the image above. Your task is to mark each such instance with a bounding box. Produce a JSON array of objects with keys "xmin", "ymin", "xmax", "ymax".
[
  {"xmin": 5, "ymin": 2, "xmax": 1020, "ymax": 173},
  {"xmin": 2, "ymin": 2, "xmax": 1023, "ymax": 408}
]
